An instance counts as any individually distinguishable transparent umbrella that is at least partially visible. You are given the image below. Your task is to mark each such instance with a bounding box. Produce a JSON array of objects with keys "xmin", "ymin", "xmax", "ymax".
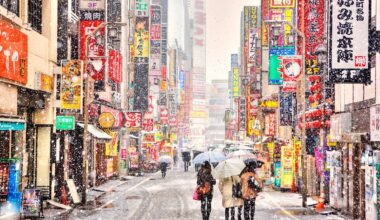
[
  {"xmin": 193, "ymin": 151, "xmax": 226, "ymax": 164},
  {"xmin": 212, "ymin": 158, "xmax": 245, "ymax": 179}
]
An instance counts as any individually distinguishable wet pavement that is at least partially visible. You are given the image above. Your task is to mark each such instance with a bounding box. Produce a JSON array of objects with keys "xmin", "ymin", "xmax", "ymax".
[{"xmin": 45, "ymin": 163, "xmax": 348, "ymax": 220}]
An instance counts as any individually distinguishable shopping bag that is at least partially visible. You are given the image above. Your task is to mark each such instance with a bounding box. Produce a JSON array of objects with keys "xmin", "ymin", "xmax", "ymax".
[{"xmin": 193, "ymin": 187, "xmax": 200, "ymax": 200}]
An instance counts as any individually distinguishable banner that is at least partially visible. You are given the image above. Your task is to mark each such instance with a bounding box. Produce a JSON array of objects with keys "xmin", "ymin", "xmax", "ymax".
[
  {"xmin": 329, "ymin": 0, "xmax": 370, "ymax": 83},
  {"xmin": 105, "ymin": 132, "xmax": 118, "ymax": 156},
  {"xmin": 280, "ymin": 145, "xmax": 294, "ymax": 189},
  {"xmin": 60, "ymin": 60, "xmax": 83, "ymax": 111}
]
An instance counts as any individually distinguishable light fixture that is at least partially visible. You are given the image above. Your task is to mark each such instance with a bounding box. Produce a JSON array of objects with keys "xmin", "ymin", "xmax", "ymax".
[
  {"xmin": 314, "ymin": 44, "xmax": 328, "ymax": 65},
  {"xmin": 109, "ymin": 27, "xmax": 118, "ymax": 38}
]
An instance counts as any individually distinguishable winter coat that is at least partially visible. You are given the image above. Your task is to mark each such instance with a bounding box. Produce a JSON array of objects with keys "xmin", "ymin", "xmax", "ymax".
[
  {"xmin": 218, "ymin": 176, "xmax": 244, "ymax": 208},
  {"xmin": 160, "ymin": 162, "xmax": 168, "ymax": 172},
  {"xmin": 197, "ymin": 167, "xmax": 215, "ymax": 194},
  {"xmin": 240, "ymin": 171, "xmax": 263, "ymax": 200}
]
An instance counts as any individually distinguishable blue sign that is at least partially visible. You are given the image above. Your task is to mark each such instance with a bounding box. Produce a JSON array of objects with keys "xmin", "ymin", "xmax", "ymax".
[
  {"xmin": 279, "ymin": 93, "xmax": 293, "ymax": 126},
  {"xmin": 0, "ymin": 121, "xmax": 25, "ymax": 130},
  {"xmin": 269, "ymin": 46, "xmax": 295, "ymax": 56},
  {"xmin": 179, "ymin": 71, "xmax": 185, "ymax": 90}
]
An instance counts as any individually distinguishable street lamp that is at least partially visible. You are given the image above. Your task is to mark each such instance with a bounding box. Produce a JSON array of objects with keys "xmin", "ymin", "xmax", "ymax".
[
  {"xmin": 82, "ymin": 22, "xmax": 127, "ymax": 206},
  {"xmin": 263, "ymin": 20, "xmax": 308, "ymax": 208}
]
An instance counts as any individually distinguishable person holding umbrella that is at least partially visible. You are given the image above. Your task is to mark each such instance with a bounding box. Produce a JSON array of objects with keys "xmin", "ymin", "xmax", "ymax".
[
  {"xmin": 212, "ymin": 157, "xmax": 245, "ymax": 220},
  {"xmin": 240, "ymin": 159, "xmax": 263, "ymax": 220},
  {"xmin": 197, "ymin": 161, "xmax": 216, "ymax": 220},
  {"xmin": 160, "ymin": 161, "xmax": 168, "ymax": 178}
]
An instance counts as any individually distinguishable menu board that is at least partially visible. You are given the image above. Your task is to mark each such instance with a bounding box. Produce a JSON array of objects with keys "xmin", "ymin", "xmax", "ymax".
[{"xmin": 22, "ymin": 188, "xmax": 41, "ymax": 217}]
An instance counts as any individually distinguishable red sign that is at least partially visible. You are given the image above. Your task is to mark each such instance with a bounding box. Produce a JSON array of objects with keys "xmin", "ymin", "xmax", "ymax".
[
  {"xmin": 298, "ymin": 0, "xmax": 324, "ymax": 75},
  {"xmin": 125, "ymin": 112, "xmax": 142, "ymax": 128},
  {"xmin": 150, "ymin": 24, "xmax": 161, "ymax": 40},
  {"xmin": 0, "ymin": 20, "xmax": 28, "ymax": 84},
  {"xmin": 249, "ymin": 94, "xmax": 260, "ymax": 117},
  {"xmin": 100, "ymin": 105, "xmax": 124, "ymax": 128},
  {"xmin": 108, "ymin": 49, "xmax": 122, "ymax": 83},
  {"xmin": 160, "ymin": 107, "xmax": 169, "ymax": 124},
  {"xmin": 280, "ymin": 55, "xmax": 302, "ymax": 93},
  {"xmin": 169, "ymin": 117, "xmax": 177, "ymax": 127},
  {"xmin": 270, "ymin": 0, "xmax": 295, "ymax": 7},
  {"xmin": 142, "ymin": 119, "xmax": 154, "ymax": 131},
  {"xmin": 80, "ymin": 20, "xmax": 105, "ymax": 80},
  {"xmin": 161, "ymin": 66, "xmax": 167, "ymax": 79},
  {"xmin": 269, "ymin": 113, "xmax": 276, "ymax": 136}
]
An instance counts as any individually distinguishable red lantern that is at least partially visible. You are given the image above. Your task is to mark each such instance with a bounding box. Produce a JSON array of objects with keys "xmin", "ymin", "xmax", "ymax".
[
  {"xmin": 308, "ymin": 95, "xmax": 315, "ymax": 103},
  {"xmin": 315, "ymin": 93, "xmax": 322, "ymax": 101}
]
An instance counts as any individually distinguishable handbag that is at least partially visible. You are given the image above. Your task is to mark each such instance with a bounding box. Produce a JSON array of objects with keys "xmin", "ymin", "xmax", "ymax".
[
  {"xmin": 193, "ymin": 187, "xmax": 200, "ymax": 200},
  {"xmin": 231, "ymin": 177, "xmax": 242, "ymax": 198}
]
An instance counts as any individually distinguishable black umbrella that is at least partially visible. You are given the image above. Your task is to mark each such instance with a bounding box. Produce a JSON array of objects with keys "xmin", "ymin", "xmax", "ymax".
[{"xmin": 244, "ymin": 158, "xmax": 265, "ymax": 169}]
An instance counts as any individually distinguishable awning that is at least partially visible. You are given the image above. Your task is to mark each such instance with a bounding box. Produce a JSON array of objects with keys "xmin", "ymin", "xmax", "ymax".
[{"xmin": 77, "ymin": 123, "xmax": 112, "ymax": 140}]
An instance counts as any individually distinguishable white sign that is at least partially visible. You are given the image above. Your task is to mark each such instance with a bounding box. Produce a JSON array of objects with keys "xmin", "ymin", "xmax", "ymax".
[
  {"xmin": 370, "ymin": 105, "xmax": 380, "ymax": 141},
  {"xmin": 331, "ymin": 0, "xmax": 369, "ymax": 69},
  {"xmin": 80, "ymin": 0, "xmax": 105, "ymax": 10},
  {"xmin": 249, "ymin": 29, "xmax": 257, "ymax": 64}
]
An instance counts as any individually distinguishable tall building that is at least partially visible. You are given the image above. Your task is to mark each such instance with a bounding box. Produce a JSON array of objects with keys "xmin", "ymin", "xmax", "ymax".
[{"xmin": 206, "ymin": 80, "xmax": 229, "ymax": 145}]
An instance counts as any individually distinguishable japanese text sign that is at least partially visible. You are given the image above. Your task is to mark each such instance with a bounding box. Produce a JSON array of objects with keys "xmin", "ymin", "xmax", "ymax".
[
  {"xmin": 330, "ymin": 0, "xmax": 370, "ymax": 83},
  {"xmin": 80, "ymin": 0, "xmax": 105, "ymax": 10},
  {"xmin": 125, "ymin": 112, "xmax": 142, "ymax": 128}
]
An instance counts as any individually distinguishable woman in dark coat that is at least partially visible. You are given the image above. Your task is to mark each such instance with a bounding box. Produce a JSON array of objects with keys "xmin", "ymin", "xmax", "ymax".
[{"xmin": 197, "ymin": 161, "xmax": 216, "ymax": 220}]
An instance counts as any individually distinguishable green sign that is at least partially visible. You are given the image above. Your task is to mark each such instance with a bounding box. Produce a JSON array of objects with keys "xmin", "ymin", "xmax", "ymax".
[
  {"xmin": 269, "ymin": 55, "xmax": 283, "ymax": 85},
  {"xmin": 56, "ymin": 116, "xmax": 75, "ymax": 130},
  {"xmin": 0, "ymin": 121, "xmax": 25, "ymax": 131}
]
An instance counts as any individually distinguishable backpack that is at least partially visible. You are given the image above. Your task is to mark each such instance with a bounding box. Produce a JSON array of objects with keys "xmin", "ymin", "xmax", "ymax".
[{"xmin": 232, "ymin": 178, "xmax": 242, "ymax": 198}]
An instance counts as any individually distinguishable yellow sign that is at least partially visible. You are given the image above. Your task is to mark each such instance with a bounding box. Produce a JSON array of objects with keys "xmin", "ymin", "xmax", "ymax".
[
  {"xmin": 134, "ymin": 30, "xmax": 149, "ymax": 58},
  {"xmin": 267, "ymin": 142, "xmax": 274, "ymax": 162},
  {"xmin": 260, "ymin": 100, "xmax": 279, "ymax": 108},
  {"xmin": 105, "ymin": 132, "xmax": 118, "ymax": 156},
  {"xmin": 233, "ymin": 68, "xmax": 239, "ymax": 97},
  {"xmin": 40, "ymin": 73, "xmax": 53, "ymax": 93},
  {"xmin": 170, "ymin": 133, "xmax": 177, "ymax": 142},
  {"xmin": 160, "ymin": 80, "xmax": 167, "ymax": 91},
  {"xmin": 98, "ymin": 112, "xmax": 115, "ymax": 128},
  {"xmin": 280, "ymin": 145, "xmax": 294, "ymax": 189},
  {"xmin": 155, "ymin": 132, "xmax": 161, "ymax": 141},
  {"xmin": 190, "ymin": 111, "xmax": 207, "ymax": 118},
  {"xmin": 60, "ymin": 60, "xmax": 83, "ymax": 110},
  {"xmin": 327, "ymin": 134, "xmax": 337, "ymax": 147}
]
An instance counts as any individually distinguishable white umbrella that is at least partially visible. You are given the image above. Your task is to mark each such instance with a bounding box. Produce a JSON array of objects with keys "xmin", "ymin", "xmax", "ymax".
[
  {"xmin": 159, "ymin": 155, "xmax": 173, "ymax": 163},
  {"xmin": 227, "ymin": 150, "xmax": 256, "ymax": 160},
  {"xmin": 193, "ymin": 151, "xmax": 226, "ymax": 164},
  {"xmin": 212, "ymin": 158, "xmax": 246, "ymax": 179}
]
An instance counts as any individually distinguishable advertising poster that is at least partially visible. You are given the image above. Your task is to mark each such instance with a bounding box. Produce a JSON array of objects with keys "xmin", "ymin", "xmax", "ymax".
[
  {"xmin": 60, "ymin": 60, "xmax": 83, "ymax": 111},
  {"xmin": 280, "ymin": 145, "xmax": 294, "ymax": 189},
  {"xmin": 261, "ymin": 0, "xmax": 269, "ymax": 46},
  {"xmin": 134, "ymin": 17, "xmax": 149, "ymax": 62},
  {"xmin": 129, "ymin": 152, "xmax": 139, "ymax": 169},
  {"xmin": 108, "ymin": 50, "xmax": 122, "ymax": 83},
  {"xmin": 79, "ymin": 20, "xmax": 105, "ymax": 81},
  {"xmin": 0, "ymin": 20, "xmax": 28, "ymax": 85},
  {"xmin": 105, "ymin": 132, "xmax": 118, "ymax": 156},
  {"xmin": 280, "ymin": 55, "xmax": 302, "ymax": 92},
  {"xmin": 329, "ymin": 0, "xmax": 370, "ymax": 83}
]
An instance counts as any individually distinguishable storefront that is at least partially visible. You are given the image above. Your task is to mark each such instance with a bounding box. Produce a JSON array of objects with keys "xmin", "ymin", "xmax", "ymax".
[{"xmin": 0, "ymin": 119, "xmax": 25, "ymax": 212}]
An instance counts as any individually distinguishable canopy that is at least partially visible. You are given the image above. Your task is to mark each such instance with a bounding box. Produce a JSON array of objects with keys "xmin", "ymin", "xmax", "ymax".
[{"xmin": 77, "ymin": 123, "xmax": 112, "ymax": 139}]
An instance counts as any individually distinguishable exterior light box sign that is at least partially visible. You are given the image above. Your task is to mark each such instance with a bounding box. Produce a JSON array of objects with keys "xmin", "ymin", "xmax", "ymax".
[
  {"xmin": 269, "ymin": 47, "xmax": 295, "ymax": 85},
  {"xmin": 56, "ymin": 116, "xmax": 75, "ymax": 130},
  {"xmin": 329, "ymin": 0, "xmax": 370, "ymax": 83}
]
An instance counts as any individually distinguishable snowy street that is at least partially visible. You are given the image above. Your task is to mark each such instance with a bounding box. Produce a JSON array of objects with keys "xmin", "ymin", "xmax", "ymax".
[{"xmin": 54, "ymin": 163, "xmax": 346, "ymax": 220}]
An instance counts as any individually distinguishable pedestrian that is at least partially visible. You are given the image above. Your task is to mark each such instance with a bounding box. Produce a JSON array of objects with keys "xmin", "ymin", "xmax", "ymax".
[
  {"xmin": 160, "ymin": 161, "xmax": 168, "ymax": 178},
  {"xmin": 240, "ymin": 161, "xmax": 263, "ymax": 220},
  {"xmin": 197, "ymin": 161, "xmax": 216, "ymax": 220},
  {"xmin": 218, "ymin": 175, "xmax": 244, "ymax": 220}
]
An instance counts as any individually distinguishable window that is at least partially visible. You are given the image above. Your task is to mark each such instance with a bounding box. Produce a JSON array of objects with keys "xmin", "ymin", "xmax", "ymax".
[
  {"xmin": 28, "ymin": 0, "xmax": 42, "ymax": 33},
  {"xmin": 0, "ymin": 0, "xmax": 19, "ymax": 16}
]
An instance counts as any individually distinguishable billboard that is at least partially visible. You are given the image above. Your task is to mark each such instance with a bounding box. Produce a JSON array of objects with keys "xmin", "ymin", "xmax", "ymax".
[
  {"xmin": 280, "ymin": 145, "xmax": 294, "ymax": 189},
  {"xmin": 280, "ymin": 55, "xmax": 302, "ymax": 92},
  {"xmin": 0, "ymin": 20, "xmax": 28, "ymax": 84},
  {"xmin": 60, "ymin": 60, "xmax": 83, "ymax": 111},
  {"xmin": 329, "ymin": 0, "xmax": 370, "ymax": 83}
]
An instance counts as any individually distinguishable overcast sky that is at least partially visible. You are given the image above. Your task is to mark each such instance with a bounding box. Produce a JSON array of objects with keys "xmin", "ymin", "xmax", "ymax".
[{"xmin": 206, "ymin": 0, "xmax": 259, "ymax": 82}]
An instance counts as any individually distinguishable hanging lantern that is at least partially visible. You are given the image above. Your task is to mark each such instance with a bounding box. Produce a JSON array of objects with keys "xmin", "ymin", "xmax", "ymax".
[
  {"xmin": 315, "ymin": 93, "xmax": 322, "ymax": 101},
  {"xmin": 308, "ymin": 95, "xmax": 315, "ymax": 103}
]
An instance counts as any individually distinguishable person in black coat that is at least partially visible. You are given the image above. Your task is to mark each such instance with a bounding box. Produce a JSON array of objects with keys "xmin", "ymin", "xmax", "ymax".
[
  {"xmin": 197, "ymin": 161, "xmax": 216, "ymax": 220},
  {"xmin": 160, "ymin": 162, "xmax": 168, "ymax": 178}
]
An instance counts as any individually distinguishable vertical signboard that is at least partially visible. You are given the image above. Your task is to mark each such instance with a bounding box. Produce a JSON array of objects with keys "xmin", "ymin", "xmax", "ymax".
[
  {"xmin": 134, "ymin": 16, "xmax": 149, "ymax": 110},
  {"xmin": 233, "ymin": 68, "xmax": 239, "ymax": 97},
  {"xmin": 281, "ymin": 145, "xmax": 294, "ymax": 189},
  {"xmin": 329, "ymin": 0, "xmax": 370, "ymax": 83},
  {"xmin": 60, "ymin": 60, "xmax": 83, "ymax": 111},
  {"xmin": 150, "ymin": 5, "xmax": 161, "ymax": 77},
  {"xmin": 239, "ymin": 97, "xmax": 247, "ymax": 131},
  {"xmin": 280, "ymin": 93, "xmax": 293, "ymax": 126},
  {"xmin": 280, "ymin": 55, "xmax": 302, "ymax": 92},
  {"xmin": 262, "ymin": 0, "xmax": 269, "ymax": 46}
]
